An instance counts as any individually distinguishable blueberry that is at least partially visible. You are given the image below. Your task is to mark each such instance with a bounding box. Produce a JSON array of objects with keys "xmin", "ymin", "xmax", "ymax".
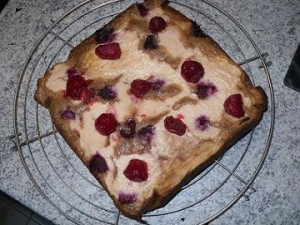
[
  {"xmin": 196, "ymin": 82, "xmax": 217, "ymax": 99},
  {"xmin": 120, "ymin": 119, "xmax": 136, "ymax": 139},
  {"xmin": 61, "ymin": 109, "xmax": 76, "ymax": 120},
  {"xmin": 88, "ymin": 153, "xmax": 109, "ymax": 174},
  {"xmin": 137, "ymin": 3, "xmax": 148, "ymax": 17},
  {"xmin": 98, "ymin": 86, "xmax": 117, "ymax": 100},
  {"xmin": 144, "ymin": 34, "xmax": 158, "ymax": 50},
  {"xmin": 95, "ymin": 25, "xmax": 114, "ymax": 44},
  {"xmin": 195, "ymin": 116, "xmax": 209, "ymax": 131},
  {"xmin": 118, "ymin": 192, "xmax": 137, "ymax": 204},
  {"xmin": 138, "ymin": 125, "xmax": 155, "ymax": 145},
  {"xmin": 150, "ymin": 79, "xmax": 165, "ymax": 90}
]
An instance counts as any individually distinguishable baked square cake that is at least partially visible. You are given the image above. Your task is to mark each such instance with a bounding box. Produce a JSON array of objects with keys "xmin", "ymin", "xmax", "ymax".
[{"xmin": 35, "ymin": 0, "xmax": 267, "ymax": 220}]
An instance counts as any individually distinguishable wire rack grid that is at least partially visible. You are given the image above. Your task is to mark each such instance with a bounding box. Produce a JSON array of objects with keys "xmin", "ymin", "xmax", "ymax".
[{"xmin": 10, "ymin": 0, "xmax": 275, "ymax": 224}]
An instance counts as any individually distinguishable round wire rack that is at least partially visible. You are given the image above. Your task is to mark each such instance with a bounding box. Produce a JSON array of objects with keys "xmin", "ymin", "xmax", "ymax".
[{"xmin": 12, "ymin": 0, "xmax": 275, "ymax": 224}]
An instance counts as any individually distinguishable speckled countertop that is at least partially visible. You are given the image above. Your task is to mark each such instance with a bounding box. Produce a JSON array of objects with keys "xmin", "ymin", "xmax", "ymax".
[{"xmin": 0, "ymin": 0, "xmax": 299, "ymax": 224}]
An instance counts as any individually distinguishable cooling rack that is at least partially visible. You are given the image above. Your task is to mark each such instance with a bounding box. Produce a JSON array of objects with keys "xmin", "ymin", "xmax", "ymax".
[{"xmin": 10, "ymin": 0, "xmax": 275, "ymax": 224}]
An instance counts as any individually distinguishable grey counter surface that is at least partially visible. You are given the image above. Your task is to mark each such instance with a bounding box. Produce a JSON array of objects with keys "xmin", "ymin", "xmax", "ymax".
[{"xmin": 0, "ymin": 0, "xmax": 299, "ymax": 224}]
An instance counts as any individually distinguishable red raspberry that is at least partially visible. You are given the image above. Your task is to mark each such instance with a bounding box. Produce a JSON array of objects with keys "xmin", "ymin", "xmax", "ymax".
[
  {"xmin": 118, "ymin": 192, "xmax": 137, "ymax": 204},
  {"xmin": 223, "ymin": 94, "xmax": 245, "ymax": 118},
  {"xmin": 181, "ymin": 60, "xmax": 204, "ymax": 83},
  {"xmin": 123, "ymin": 159, "xmax": 148, "ymax": 182},
  {"xmin": 66, "ymin": 75, "xmax": 87, "ymax": 100},
  {"xmin": 66, "ymin": 68, "xmax": 80, "ymax": 78},
  {"xmin": 95, "ymin": 43, "xmax": 121, "ymax": 60},
  {"xmin": 81, "ymin": 89, "xmax": 95, "ymax": 103},
  {"xmin": 95, "ymin": 113, "xmax": 118, "ymax": 136},
  {"xmin": 130, "ymin": 79, "xmax": 151, "ymax": 98},
  {"xmin": 88, "ymin": 153, "xmax": 109, "ymax": 175},
  {"xmin": 164, "ymin": 116, "xmax": 186, "ymax": 136},
  {"xmin": 149, "ymin": 16, "xmax": 167, "ymax": 34}
]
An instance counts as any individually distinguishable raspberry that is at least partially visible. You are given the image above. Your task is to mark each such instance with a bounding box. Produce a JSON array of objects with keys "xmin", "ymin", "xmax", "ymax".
[
  {"xmin": 95, "ymin": 43, "xmax": 121, "ymax": 60},
  {"xmin": 138, "ymin": 125, "xmax": 154, "ymax": 145},
  {"xmin": 81, "ymin": 89, "xmax": 95, "ymax": 103},
  {"xmin": 95, "ymin": 113, "xmax": 118, "ymax": 136},
  {"xmin": 130, "ymin": 79, "xmax": 151, "ymax": 98},
  {"xmin": 223, "ymin": 94, "xmax": 245, "ymax": 118},
  {"xmin": 175, "ymin": 114, "xmax": 184, "ymax": 120},
  {"xmin": 61, "ymin": 109, "xmax": 76, "ymax": 120},
  {"xmin": 196, "ymin": 82, "xmax": 217, "ymax": 99},
  {"xmin": 149, "ymin": 16, "xmax": 167, "ymax": 34},
  {"xmin": 118, "ymin": 192, "xmax": 137, "ymax": 204},
  {"xmin": 120, "ymin": 119, "xmax": 136, "ymax": 139},
  {"xmin": 123, "ymin": 159, "xmax": 148, "ymax": 182},
  {"xmin": 164, "ymin": 116, "xmax": 186, "ymax": 136},
  {"xmin": 66, "ymin": 68, "xmax": 80, "ymax": 78},
  {"xmin": 88, "ymin": 153, "xmax": 108, "ymax": 175},
  {"xmin": 137, "ymin": 3, "xmax": 148, "ymax": 17},
  {"xmin": 144, "ymin": 34, "xmax": 158, "ymax": 50},
  {"xmin": 192, "ymin": 21, "xmax": 207, "ymax": 38},
  {"xmin": 95, "ymin": 25, "xmax": 114, "ymax": 44},
  {"xmin": 98, "ymin": 86, "xmax": 117, "ymax": 100},
  {"xmin": 66, "ymin": 75, "xmax": 87, "ymax": 100},
  {"xmin": 181, "ymin": 60, "xmax": 204, "ymax": 83},
  {"xmin": 195, "ymin": 116, "xmax": 209, "ymax": 131},
  {"xmin": 150, "ymin": 78, "xmax": 165, "ymax": 90}
]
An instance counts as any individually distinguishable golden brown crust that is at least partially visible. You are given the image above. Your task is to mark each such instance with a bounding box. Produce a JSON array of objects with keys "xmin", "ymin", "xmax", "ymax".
[{"xmin": 35, "ymin": 0, "xmax": 267, "ymax": 220}]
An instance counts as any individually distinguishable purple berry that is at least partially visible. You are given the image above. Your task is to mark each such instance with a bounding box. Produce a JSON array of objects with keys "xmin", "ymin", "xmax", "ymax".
[
  {"xmin": 61, "ymin": 109, "xmax": 76, "ymax": 120},
  {"xmin": 95, "ymin": 25, "xmax": 114, "ymax": 44},
  {"xmin": 120, "ymin": 119, "xmax": 136, "ymax": 139},
  {"xmin": 195, "ymin": 116, "xmax": 209, "ymax": 131},
  {"xmin": 138, "ymin": 125, "xmax": 154, "ymax": 145},
  {"xmin": 137, "ymin": 4, "xmax": 148, "ymax": 17},
  {"xmin": 88, "ymin": 153, "xmax": 109, "ymax": 175},
  {"xmin": 118, "ymin": 192, "xmax": 137, "ymax": 204},
  {"xmin": 196, "ymin": 82, "xmax": 217, "ymax": 99},
  {"xmin": 98, "ymin": 86, "xmax": 117, "ymax": 100},
  {"xmin": 150, "ymin": 78, "xmax": 165, "ymax": 90},
  {"xmin": 144, "ymin": 34, "xmax": 158, "ymax": 50}
]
